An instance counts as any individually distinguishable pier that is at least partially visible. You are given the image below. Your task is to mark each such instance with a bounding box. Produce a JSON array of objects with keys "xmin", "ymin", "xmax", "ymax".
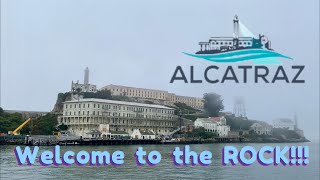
[{"xmin": 1, "ymin": 135, "xmax": 244, "ymax": 146}]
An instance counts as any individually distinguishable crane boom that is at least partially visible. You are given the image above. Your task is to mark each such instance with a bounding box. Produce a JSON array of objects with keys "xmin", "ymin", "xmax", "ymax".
[{"xmin": 8, "ymin": 118, "xmax": 31, "ymax": 135}]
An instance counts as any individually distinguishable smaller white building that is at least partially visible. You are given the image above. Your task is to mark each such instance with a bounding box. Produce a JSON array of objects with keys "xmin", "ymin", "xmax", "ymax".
[
  {"xmin": 71, "ymin": 81, "xmax": 97, "ymax": 93},
  {"xmin": 273, "ymin": 118, "xmax": 295, "ymax": 130},
  {"xmin": 194, "ymin": 116, "xmax": 230, "ymax": 137},
  {"xmin": 131, "ymin": 129, "xmax": 156, "ymax": 140},
  {"xmin": 250, "ymin": 123, "xmax": 272, "ymax": 135}
]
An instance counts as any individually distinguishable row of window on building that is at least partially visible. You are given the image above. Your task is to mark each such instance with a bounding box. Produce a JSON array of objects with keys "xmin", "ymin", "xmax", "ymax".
[
  {"xmin": 65, "ymin": 103, "xmax": 174, "ymax": 114},
  {"xmin": 211, "ymin": 41, "xmax": 252, "ymax": 46},
  {"xmin": 64, "ymin": 110, "xmax": 175, "ymax": 120},
  {"xmin": 111, "ymin": 88, "xmax": 167, "ymax": 99},
  {"xmin": 60, "ymin": 118, "xmax": 174, "ymax": 126}
]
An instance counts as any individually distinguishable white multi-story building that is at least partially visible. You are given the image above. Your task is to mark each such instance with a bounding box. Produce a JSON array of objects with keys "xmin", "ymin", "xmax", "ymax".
[
  {"xmin": 194, "ymin": 116, "xmax": 230, "ymax": 137},
  {"xmin": 101, "ymin": 84, "xmax": 204, "ymax": 109},
  {"xmin": 273, "ymin": 118, "xmax": 295, "ymax": 130},
  {"xmin": 58, "ymin": 98, "xmax": 177, "ymax": 138},
  {"xmin": 250, "ymin": 123, "xmax": 272, "ymax": 135}
]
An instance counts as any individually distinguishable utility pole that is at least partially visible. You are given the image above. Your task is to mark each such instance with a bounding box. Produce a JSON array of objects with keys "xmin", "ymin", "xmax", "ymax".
[{"xmin": 179, "ymin": 111, "xmax": 183, "ymax": 135}]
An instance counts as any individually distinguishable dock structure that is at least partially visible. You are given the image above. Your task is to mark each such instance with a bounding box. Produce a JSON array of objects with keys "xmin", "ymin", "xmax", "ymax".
[
  {"xmin": 58, "ymin": 139, "xmax": 163, "ymax": 146},
  {"xmin": 1, "ymin": 135, "xmax": 243, "ymax": 146}
]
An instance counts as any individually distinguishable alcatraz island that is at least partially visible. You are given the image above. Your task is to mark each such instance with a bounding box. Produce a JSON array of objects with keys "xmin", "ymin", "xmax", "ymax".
[{"xmin": 0, "ymin": 68, "xmax": 308, "ymax": 145}]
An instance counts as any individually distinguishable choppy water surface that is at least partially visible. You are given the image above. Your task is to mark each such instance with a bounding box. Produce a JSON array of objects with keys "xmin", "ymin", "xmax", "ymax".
[{"xmin": 1, "ymin": 142, "xmax": 319, "ymax": 180}]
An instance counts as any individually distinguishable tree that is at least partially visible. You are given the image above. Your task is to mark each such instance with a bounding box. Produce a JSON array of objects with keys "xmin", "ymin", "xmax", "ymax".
[
  {"xmin": 31, "ymin": 113, "xmax": 58, "ymax": 135},
  {"xmin": 0, "ymin": 112, "xmax": 25, "ymax": 134},
  {"xmin": 187, "ymin": 127, "xmax": 217, "ymax": 139},
  {"xmin": 82, "ymin": 89, "xmax": 112, "ymax": 99},
  {"xmin": 0, "ymin": 107, "xmax": 3, "ymax": 116},
  {"xmin": 76, "ymin": 88, "xmax": 82, "ymax": 94},
  {"xmin": 203, "ymin": 93, "xmax": 224, "ymax": 117},
  {"xmin": 173, "ymin": 102, "xmax": 197, "ymax": 115}
]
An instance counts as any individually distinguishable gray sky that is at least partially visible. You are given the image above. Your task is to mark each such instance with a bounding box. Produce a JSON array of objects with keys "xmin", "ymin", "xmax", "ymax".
[{"xmin": 1, "ymin": 0, "xmax": 319, "ymax": 140}]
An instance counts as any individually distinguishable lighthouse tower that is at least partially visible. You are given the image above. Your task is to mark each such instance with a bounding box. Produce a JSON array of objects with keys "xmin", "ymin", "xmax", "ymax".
[
  {"xmin": 233, "ymin": 15, "xmax": 239, "ymax": 38},
  {"xmin": 233, "ymin": 15, "xmax": 240, "ymax": 49},
  {"xmin": 84, "ymin": 67, "xmax": 89, "ymax": 85}
]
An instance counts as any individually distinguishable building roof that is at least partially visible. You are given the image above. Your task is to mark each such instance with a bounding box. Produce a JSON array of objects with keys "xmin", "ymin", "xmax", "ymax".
[
  {"xmin": 209, "ymin": 116, "xmax": 224, "ymax": 122},
  {"xmin": 101, "ymin": 84, "xmax": 203, "ymax": 100},
  {"xmin": 86, "ymin": 130, "xmax": 102, "ymax": 135},
  {"xmin": 64, "ymin": 98, "xmax": 174, "ymax": 110},
  {"xmin": 110, "ymin": 131, "xmax": 128, "ymax": 135},
  {"xmin": 196, "ymin": 117, "xmax": 224, "ymax": 123},
  {"xmin": 102, "ymin": 84, "xmax": 168, "ymax": 93},
  {"xmin": 140, "ymin": 130, "xmax": 155, "ymax": 136},
  {"xmin": 251, "ymin": 122, "xmax": 272, "ymax": 128},
  {"xmin": 209, "ymin": 37, "xmax": 253, "ymax": 40},
  {"xmin": 196, "ymin": 118, "xmax": 216, "ymax": 124},
  {"xmin": 274, "ymin": 118, "xmax": 294, "ymax": 123}
]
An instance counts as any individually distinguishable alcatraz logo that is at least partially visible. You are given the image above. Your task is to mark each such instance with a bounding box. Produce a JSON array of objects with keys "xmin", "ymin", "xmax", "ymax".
[{"xmin": 170, "ymin": 15, "xmax": 305, "ymax": 84}]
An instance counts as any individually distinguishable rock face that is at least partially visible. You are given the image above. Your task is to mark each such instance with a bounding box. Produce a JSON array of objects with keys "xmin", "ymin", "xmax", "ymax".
[{"xmin": 51, "ymin": 92, "xmax": 72, "ymax": 113}]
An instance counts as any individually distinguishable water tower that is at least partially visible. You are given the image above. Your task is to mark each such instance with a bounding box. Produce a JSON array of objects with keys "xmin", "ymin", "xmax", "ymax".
[{"xmin": 233, "ymin": 97, "xmax": 246, "ymax": 118}]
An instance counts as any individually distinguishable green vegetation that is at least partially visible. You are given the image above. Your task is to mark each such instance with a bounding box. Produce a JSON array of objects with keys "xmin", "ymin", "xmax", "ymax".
[
  {"xmin": 0, "ymin": 107, "xmax": 27, "ymax": 134},
  {"xmin": 203, "ymin": 93, "xmax": 224, "ymax": 117},
  {"xmin": 183, "ymin": 114, "xmax": 207, "ymax": 121},
  {"xmin": 54, "ymin": 92, "xmax": 72, "ymax": 113},
  {"xmin": 186, "ymin": 127, "xmax": 217, "ymax": 139},
  {"xmin": 272, "ymin": 128, "xmax": 301, "ymax": 140},
  {"xmin": 82, "ymin": 89, "xmax": 112, "ymax": 99},
  {"xmin": 57, "ymin": 92, "xmax": 72, "ymax": 104},
  {"xmin": 112, "ymin": 95, "xmax": 134, "ymax": 102},
  {"xmin": 0, "ymin": 107, "xmax": 4, "ymax": 116},
  {"xmin": 31, "ymin": 113, "xmax": 58, "ymax": 135},
  {"xmin": 144, "ymin": 100, "xmax": 154, "ymax": 104},
  {"xmin": 225, "ymin": 115, "xmax": 254, "ymax": 130},
  {"xmin": 0, "ymin": 107, "xmax": 58, "ymax": 135},
  {"xmin": 173, "ymin": 102, "xmax": 197, "ymax": 115}
]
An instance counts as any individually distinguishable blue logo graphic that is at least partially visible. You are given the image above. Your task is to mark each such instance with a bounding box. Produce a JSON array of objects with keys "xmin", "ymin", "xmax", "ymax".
[{"xmin": 184, "ymin": 15, "xmax": 292, "ymax": 64}]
